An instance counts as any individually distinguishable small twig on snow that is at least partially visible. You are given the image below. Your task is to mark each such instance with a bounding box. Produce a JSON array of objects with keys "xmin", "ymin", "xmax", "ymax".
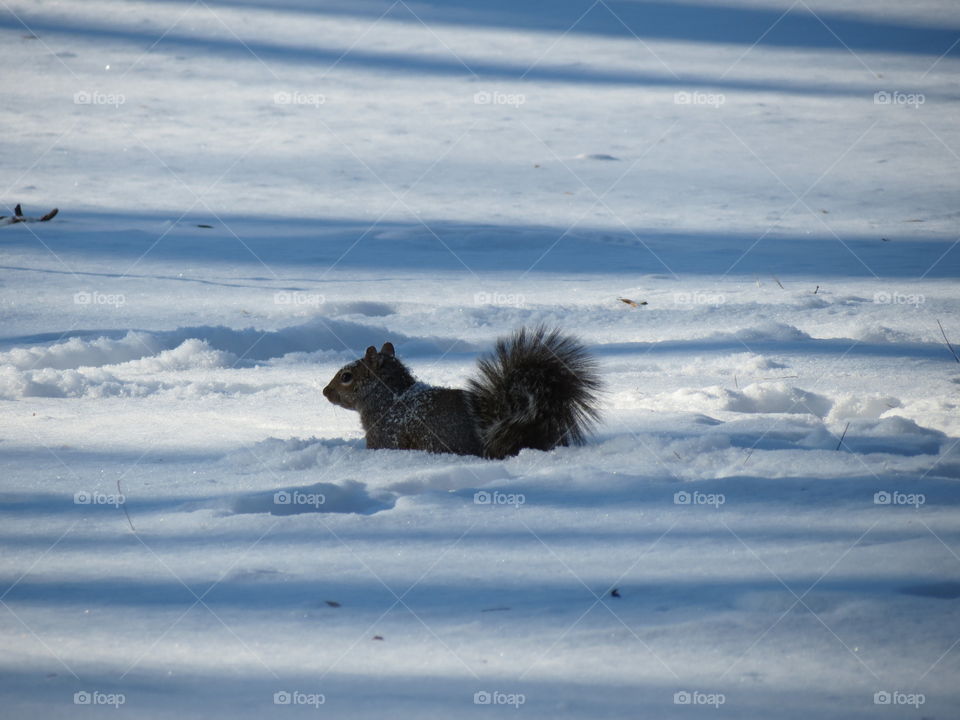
[
  {"xmin": 835, "ymin": 422, "xmax": 850, "ymax": 451},
  {"xmin": 937, "ymin": 319, "xmax": 959, "ymax": 363},
  {"xmin": 117, "ymin": 479, "xmax": 136, "ymax": 533}
]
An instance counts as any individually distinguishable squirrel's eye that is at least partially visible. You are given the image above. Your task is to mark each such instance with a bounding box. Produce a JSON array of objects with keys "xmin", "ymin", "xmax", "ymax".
[{"xmin": 340, "ymin": 371, "xmax": 353, "ymax": 384}]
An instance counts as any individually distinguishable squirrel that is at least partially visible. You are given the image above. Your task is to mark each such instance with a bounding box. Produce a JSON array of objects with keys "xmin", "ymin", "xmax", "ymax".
[{"xmin": 322, "ymin": 326, "xmax": 601, "ymax": 459}]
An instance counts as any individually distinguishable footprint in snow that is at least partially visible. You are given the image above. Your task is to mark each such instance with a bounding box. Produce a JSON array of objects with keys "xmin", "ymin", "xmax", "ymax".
[{"xmin": 231, "ymin": 480, "xmax": 395, "ymax": 516}]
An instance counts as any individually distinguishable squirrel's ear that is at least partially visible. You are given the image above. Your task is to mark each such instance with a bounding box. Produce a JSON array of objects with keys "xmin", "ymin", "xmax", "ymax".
[
  {"xmin": 364, "ymin": 346, "xmax": 378, "ymax": 361},
  {"xmin": 380, "ymin": 342, "xmax": 395, "ymax": 357}
]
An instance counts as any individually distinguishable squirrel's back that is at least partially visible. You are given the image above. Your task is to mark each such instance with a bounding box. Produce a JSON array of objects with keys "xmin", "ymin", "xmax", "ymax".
[{"xmin": 322, "ymin": 326, "xmax": 601, "ymax": 459}]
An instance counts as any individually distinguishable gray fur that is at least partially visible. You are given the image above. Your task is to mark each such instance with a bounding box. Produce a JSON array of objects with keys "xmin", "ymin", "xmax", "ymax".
[{"xmin": 323, "ymin": 327, "xmax": 601, "ymax": 459}]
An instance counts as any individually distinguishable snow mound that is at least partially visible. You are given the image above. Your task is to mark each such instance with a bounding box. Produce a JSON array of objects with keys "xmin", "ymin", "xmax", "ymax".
[
  {"xmin": 660, "ymin": 382, "xmax": 832, "ymax": 418},
  {"xmin": 0, "ymin": 340, "xmax": 236, "ymax": 399},
  {"xmin": 733, "ymin": 353, "xmax": 788, "ymax": 372},
  {"xmin": 726, "ymin": 382, "xmax": 833, "ymax": 418},
  {"xmin": 826, "ymin": 393, "xmax": 901, "ymax": 422},
  {"xmin": 227, "ymin": 437, "xmax": 509, "ymax": 498},
  {"xmin": 852, "ymin": 324, "xmax": 922, "ymax": 344},
  {"xmin": 704, "ymin": 322, "xmax": 813, "ymax": 344},
  {"xmin": 0, "ymin": 331, "xmax": 161, "ymax": 370},
  {"xmin": 116, "ymin": 339, "xmax": 236, "ymax": 372},
  {"xmin": 0, "ymin": 318, "xmax": 440, "ymax": 373},
  {"xmin": 0, "ymin": 365, "xmax": 155, "ymax": 399},
  {"xmin": 226, "ymin": 437, "xmax": 362, "ymax": 472},
  {"xmin": 679, "ymin": 352, "xmax": 787, "ymax": 377},
  {"xmin": 838, "ymin": 417, "xmax": 946, "ymax": 456}
]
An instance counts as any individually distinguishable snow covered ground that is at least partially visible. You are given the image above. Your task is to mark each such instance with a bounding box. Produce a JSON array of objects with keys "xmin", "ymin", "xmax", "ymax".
[{"xmin": 1, "ymin": 1, "xmax": 959, "ymax": 717}]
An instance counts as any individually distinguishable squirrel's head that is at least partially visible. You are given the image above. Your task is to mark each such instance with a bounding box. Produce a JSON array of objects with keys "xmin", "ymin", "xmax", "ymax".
[{"xmin": 323, "ymin": 342, "xmax": 411, "ymax": 411}]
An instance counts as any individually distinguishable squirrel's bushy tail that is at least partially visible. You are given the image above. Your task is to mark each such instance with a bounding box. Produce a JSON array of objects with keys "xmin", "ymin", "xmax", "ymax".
[{"xmin": 466, "ymin": 326, "xmax": 602, "ymax": 459}]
